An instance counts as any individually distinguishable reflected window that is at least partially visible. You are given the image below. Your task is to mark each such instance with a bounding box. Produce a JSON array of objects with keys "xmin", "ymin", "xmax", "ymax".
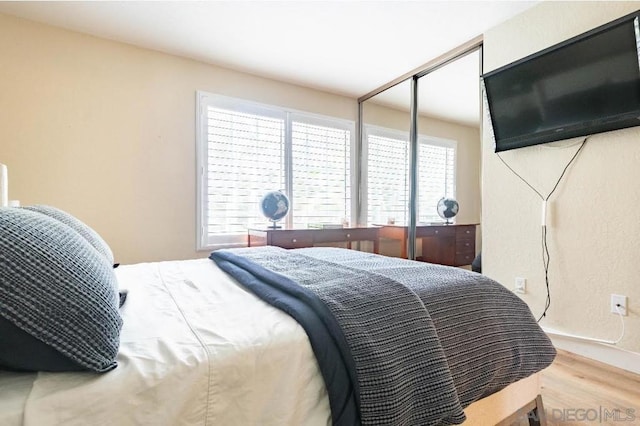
[{"xmin": 365, "ymin": 125, "xmax": 456, "ymax": 225}]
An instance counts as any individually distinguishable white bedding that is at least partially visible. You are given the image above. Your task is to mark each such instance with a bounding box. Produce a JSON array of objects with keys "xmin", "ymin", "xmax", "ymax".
[{"xmin": 0, "ymin": 259, "xmax": 330, "ymax": 426}]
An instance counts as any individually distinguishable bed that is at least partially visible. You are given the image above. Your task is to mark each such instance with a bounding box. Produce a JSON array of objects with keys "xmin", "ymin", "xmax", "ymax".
[{"xmin": 0, "ymin": 243, "xmax": 554, "ymax": 426}]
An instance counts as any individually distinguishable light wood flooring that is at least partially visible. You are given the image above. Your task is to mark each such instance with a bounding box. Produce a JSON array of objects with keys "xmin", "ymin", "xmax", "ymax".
[{"xmin": 511, "ymin": 349, "xmax": 640, "ymax": 425}]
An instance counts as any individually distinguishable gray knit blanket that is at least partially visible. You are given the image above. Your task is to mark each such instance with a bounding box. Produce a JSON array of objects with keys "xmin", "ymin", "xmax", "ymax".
[{"xmin": 211, "ymin": 246, "xmax": 556, "ymax": 426}]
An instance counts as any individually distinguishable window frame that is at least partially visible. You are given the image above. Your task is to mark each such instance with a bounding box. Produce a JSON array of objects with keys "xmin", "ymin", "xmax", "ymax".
[
  {"xmin": 288, "ymin": 112, "xmax": 357, "ymax": 229},
  {"xmin": 416, "ymin": 135, "xmax": 458, "ymax": 223},
  {"xmin": 362, "ymin": 124, "xmax": 457, "ymax": 226},
  {"xmin": 196, "ymin": 91, "xmax": 356, "ymax": 250},
  {"xmin": 361, "ymin": 125, "xmax": 410, "ymax": 226}
]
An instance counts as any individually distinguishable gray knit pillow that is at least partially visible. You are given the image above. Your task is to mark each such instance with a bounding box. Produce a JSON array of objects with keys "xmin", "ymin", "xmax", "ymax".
[
  {"xmin": 23, "ymin": 205, "xmax": 114, "ymax": 265},
  {"xmin": 0, "ymin": 208, "xmax": 122, "ymax": 372}
]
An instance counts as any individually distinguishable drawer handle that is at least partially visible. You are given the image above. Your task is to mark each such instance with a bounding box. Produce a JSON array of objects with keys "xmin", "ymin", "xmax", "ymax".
[
  {"xmin": 346, "ymin": 233, "xmax": 351, "ymax": 238},
  {"xmin": 465, "ymin": 243, "xmax": 470, "ymax": 247},
  {"xmin": 466, "ymin": 230, "xmax": 471, "ymax": 234},
  {"xmin": 292, "ymin": 239, "xmax": 297, "ymax": 243},
  {"xmin": 435, "ymin": 230, "xmax": 439, "ymax": 234}
]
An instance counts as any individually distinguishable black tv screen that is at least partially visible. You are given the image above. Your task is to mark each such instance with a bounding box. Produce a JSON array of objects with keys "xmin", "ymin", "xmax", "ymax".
[{"xmin": 483, "ymin": 13, "xmax": 640, "ymax": 152}]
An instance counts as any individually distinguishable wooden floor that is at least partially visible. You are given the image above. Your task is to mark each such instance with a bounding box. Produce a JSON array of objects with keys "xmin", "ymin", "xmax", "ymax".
[{"xmin": 511, "ymin": 349, "xmax": 640, "ymax": 425}]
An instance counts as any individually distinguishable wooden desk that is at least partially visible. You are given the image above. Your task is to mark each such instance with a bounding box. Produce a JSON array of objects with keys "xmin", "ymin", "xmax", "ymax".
[
  {"xmin": 378, "ymin": 224, "xmax": 477, "ymax": 266},
  {"xmin": 248, "ymin": 227, "xmax": 380, "ymax": 253}
]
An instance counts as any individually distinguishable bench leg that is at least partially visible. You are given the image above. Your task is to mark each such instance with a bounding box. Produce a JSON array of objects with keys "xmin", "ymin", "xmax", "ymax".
[{"xmin": 528, "ymin": 394, "xmax": 547, "ymax": 426}]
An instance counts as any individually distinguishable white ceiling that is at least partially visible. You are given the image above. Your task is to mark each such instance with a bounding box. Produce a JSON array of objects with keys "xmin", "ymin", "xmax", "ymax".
[{"xmin": 0, "ymin": 1, "xmax": 537, "ymax": 126}]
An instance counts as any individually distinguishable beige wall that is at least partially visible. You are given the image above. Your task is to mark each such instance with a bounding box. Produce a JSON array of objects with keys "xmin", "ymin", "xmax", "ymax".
[
  {"xmin": 0, "ymin": 13, "xmax": 482, "ymax": 265},
  {"xmin": 0, "ymin": 13, "xmax": 359, "ymax": 264},
  {"xmin": 483, "ymin": 2, "xmax": 640, "ymax": 353}
]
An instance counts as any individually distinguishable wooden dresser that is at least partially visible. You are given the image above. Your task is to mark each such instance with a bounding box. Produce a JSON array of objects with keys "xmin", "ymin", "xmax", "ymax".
[
  {"xmin": 249, "ymin": 224, "xmax": 477, "ymax": 267},
  {"xmin": 248, "ymin": 227, "xmax": 380, "ymax": 253},
  {"xmin": 378, "ymin": 224, "xmax": 477, "ymax": 266}
]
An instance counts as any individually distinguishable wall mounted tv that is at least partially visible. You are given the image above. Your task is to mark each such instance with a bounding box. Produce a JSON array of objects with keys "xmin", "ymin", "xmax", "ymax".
[{"xmin": 483, "ymin": 12, "xmax": 640, "ymax": 152}]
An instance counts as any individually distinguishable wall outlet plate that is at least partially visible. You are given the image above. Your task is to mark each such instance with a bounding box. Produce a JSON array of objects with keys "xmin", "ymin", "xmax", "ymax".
[
  {"xmin": 610, "ymin": 294, "xmax": 628, "ymax": 316},
  {"xmin": 514, "ymin": 277, "xmax": 526, "ymax": 294}
]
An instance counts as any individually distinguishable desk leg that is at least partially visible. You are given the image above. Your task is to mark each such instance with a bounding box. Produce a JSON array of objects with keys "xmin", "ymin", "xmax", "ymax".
[
  {"xmin": 403, "ymin": 229, "xmax": 410, "ymax": 259},
  {"xmin": 373, "ymin": 239, "xmax": 379, "ymax": 254}
]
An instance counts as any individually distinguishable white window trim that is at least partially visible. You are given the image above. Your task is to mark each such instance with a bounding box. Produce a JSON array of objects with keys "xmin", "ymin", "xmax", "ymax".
[{"xmin": 196, "ymin": 91, "xmax": 355, "ymax": 250}]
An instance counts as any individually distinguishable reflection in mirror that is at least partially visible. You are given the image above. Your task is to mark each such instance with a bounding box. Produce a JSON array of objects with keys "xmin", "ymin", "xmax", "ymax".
[
  {"xmin": 359, "ymin": 48, "xmax": 482, "ymax": 261},
  {"xmin": 360, "ymin": 79, "xmax": 412, "ymax": 228},
  {"xmin": 416, "ymin": 49, "xmax": 481, "ymax": 227},
  {"xmin": 419, "ymin": 50, "xmax": 481, "ymax": 128}
]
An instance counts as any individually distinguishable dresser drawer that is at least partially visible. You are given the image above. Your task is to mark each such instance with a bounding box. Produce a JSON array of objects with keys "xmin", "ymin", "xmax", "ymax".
[
  {"xmin": 454, "ymin": 225, "xmax": 475, "ymax": 265},
  {"xmin": 270, "ymin": 232, "xmax": 314, "ymax": 249},
  {"xmin": 313, "ymin": 228, "xmax": 377, "ymax": 243},
  {"xmin": 456, "ymin": 225, "xmax": 476, "ymax": 240},
  {"xmin": 455, "ymin": 252, "xmax": 475, "ymax": 266},
  {"xmin": 417, "ymin": 226, "xmax": 456, "ymax": 238},
  {"xmin": 455, "ymin": 239, "xmax": 475, "ymax": 254}
]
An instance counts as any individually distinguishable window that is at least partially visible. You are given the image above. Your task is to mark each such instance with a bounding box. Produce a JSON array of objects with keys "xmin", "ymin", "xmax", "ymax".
[
  {"xmin": 364, "ymin": 127, "xmax": 409, "ymax": 225},
  {"xmin": 197, "ymin": 92, "xmax": 354, "ymax": 249},
  {"xmin": 417, "ymin": 140, "xmax": 456, "ymax": 223},
  {"xmin": 290, "ymin": 118, "xmax": 352, "ymax": 228},
  {"xmin": 364, "ymin": 125, "xmax": 456, "ymax": 226}
]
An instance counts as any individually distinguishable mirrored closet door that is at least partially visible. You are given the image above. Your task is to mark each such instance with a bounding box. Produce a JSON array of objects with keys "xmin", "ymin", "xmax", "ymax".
[{"xmin": 358, "ymin": 42, "xmax": 482, "ymax": 261}]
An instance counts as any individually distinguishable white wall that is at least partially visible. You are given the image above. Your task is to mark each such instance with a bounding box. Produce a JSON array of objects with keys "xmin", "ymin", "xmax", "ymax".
[{"xmin": 483, "ymin": 1, "xmax": 640, "ymax": 354}]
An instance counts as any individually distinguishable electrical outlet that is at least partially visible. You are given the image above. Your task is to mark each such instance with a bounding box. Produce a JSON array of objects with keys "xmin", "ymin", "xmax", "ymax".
[
  {"xmin": 610, "ymin": 294, "xmax": 628, "ymax": 316},
  {"xmin": 514, "ymin": 277, "xmax": 526, "ymax": 294}
]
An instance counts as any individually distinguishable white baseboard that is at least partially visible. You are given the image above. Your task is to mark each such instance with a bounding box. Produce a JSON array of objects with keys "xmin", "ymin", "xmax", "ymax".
[{"xmin": 544, "ymin": 329, "xmax": 640, "ymax": 375}]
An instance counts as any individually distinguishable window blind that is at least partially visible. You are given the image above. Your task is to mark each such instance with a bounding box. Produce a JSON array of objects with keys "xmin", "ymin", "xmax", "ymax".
[
  {"xmin": 205, "ymin": 107, "xmax": 285, "ymax": 238},
  {"xmin": 365, "ymin": 126, "xmax": 456, "ymax": 226},
  {"xmin": 291, "ymin": 120, "xmax": 351, "ymax": 228},
  {"xmin": 197, "ymin": 92, "xmax": 354, "ymax": 248},
  {"xmin": 366, "ymin": 133, "xmax": 409, "ymax": 226},
  {"xmin": 418, "ymin": 143, "xmax": 456, "ymax": 222}
]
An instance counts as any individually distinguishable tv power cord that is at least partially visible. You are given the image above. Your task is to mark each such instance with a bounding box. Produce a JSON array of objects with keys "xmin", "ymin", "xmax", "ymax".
[{"xmin": 497, "ymin": 136, "xmax": 588, "ymax": 322}]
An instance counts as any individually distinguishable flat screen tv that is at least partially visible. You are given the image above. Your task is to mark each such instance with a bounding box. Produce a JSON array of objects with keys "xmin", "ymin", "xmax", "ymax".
[{"xmin": 483, "ymin": 12, "xmax": 640, "ymax": 152}]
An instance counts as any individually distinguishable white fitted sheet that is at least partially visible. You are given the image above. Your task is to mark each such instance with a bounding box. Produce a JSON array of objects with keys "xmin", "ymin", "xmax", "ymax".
[{"xmin": 0, "ymin": 259, "xmax": 330, "ymax": 426}]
